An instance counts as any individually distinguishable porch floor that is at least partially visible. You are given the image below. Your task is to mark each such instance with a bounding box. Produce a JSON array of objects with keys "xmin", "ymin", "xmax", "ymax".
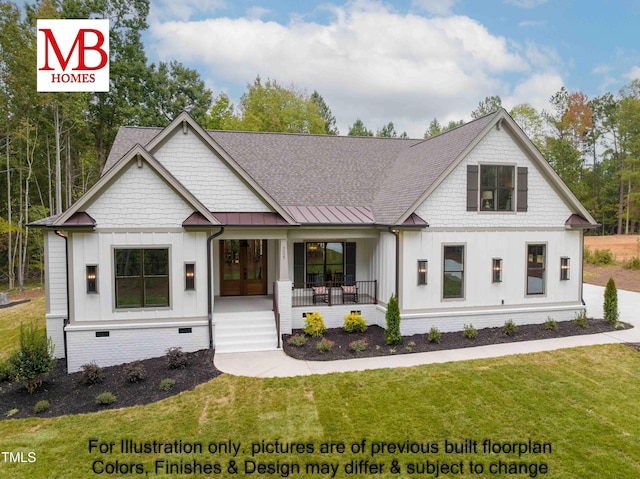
[{"xmin": 213, "ymin": 295, "xmax": 274, "ymax": 313}]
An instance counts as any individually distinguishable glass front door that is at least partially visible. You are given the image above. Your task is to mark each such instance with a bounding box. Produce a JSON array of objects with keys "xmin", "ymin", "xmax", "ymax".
[{"xmin": 220, "ymin": 240, "xmax": 267, "ymax": 296}]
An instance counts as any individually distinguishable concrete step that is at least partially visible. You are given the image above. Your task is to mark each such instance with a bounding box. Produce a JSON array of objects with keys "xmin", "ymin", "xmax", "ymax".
[{"xmin": 214, "ymin": 310, "xmax": 279, "ymax": 353}]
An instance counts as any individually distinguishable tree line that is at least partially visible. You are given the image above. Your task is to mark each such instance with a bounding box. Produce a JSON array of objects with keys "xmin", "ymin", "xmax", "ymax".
[{"xmin": 1, "ymin": 0, "xmax": 639, "ymax": 289}]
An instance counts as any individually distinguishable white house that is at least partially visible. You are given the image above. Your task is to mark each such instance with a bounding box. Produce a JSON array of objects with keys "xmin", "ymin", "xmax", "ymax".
[{"xmin": 31, "ymin": 109, "xmax": 598, "ymax": 372}]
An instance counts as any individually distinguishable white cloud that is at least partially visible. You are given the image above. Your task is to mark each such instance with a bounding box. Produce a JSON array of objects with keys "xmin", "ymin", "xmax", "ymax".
[
  {"xmin": 504, "ymin": 72, "xmax": 564, "ymax": 114},
  {"xmin": 148, "ymin": 1, "xmax": 550, "ymax": 137},
  {"xmin": 411, "ymin": 0, "xmax": 458, "ymax": 16},
  {"xmin": 518, "ymin": 20, "xmax": 546, "ymax": 27},
  {"xmin": 246, "ymin": 6, "xmax": 270, "ymax": 20},
  {"xmin": 149, "ymin": 0, "xmax": 226, "ymax": 23},
  {"xmin": 504, "ymin": 0, "xmax": 548, "ymax": 8},
  {"xmin": 624, "ymin": 66, "xmax": 640, "ymax": 81}
]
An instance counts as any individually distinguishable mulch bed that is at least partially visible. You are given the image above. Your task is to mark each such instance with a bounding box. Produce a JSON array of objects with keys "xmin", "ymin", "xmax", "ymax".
[
  {"xmin": 0, "ymin": 349, "xmax": 220, "ymax": 420},
  {"xmin": 283, "ymin": 319, "xmax": 630, "ymax": 361}
]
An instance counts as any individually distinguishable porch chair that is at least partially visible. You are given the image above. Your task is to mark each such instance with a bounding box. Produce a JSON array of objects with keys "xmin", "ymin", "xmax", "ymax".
[
  {"xmin": 312, "ymin": 285, "xmax": 329, "ymax": 304},
  {"xmin": 341, "ymin": 275, "xmax": 358, "ymax": 303}
]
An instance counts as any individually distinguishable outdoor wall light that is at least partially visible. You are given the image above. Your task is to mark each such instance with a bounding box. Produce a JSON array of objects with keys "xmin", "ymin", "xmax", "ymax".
[
  {"xmin": 86, "ymin": 265, "xmax": 97, "ymax": 293},
  {"xmin": 417, "ymin": 260, "xmax": 428, "ymax": 285},
  {"xmin": 560, "ymin": 257, "xmax": 570, "ymax": 281},
  {"xmin": 185, "ymin": 263, "xmax": 195, "ymax": 290},
  {"xmin": 492, "ymin": 258, "xmax": 502, "ymax": 283}
]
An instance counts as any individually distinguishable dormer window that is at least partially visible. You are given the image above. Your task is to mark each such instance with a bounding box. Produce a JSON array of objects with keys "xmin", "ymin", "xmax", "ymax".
[{"xmin": 480, "ymin": 165, "xmax": 514, "ymax": 211}]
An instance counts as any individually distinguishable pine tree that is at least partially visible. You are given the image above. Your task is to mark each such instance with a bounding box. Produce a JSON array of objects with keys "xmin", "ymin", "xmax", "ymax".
[
  {"xmin": 603, "ymin": 277, "xmax": 619, "ymax": 324},
  {"xmin": 385, "ymin": 294, "xmax": 401, "ymax": 345}
]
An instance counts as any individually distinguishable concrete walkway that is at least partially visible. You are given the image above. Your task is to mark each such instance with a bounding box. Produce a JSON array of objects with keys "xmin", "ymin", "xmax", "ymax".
[{"xmin": 213, "ymin": 284, "xmax": 640, "ymax": 378}]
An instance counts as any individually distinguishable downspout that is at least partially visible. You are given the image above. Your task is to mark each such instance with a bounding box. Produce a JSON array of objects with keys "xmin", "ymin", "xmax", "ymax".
[
  {"xmin": 54, "ymin": 230, "xmax": 69, "ymax": 370},
  {"xmin": 389, "ymin": 227, "xmax": 400, "ymax": 301},
  {"xmin": 207, "ymin": 227, "xmax": 225, "ymax": 349}
]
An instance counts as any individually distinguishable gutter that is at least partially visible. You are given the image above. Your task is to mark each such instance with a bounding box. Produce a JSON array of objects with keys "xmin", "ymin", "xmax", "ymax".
[
  {"xmin": 389, "ymin": 227, "xmax": 400, "ymax": 301},
  {"xmin": 207, "ymin": 227, "xmax": 225, "ymax": 349},
  {"xmin": 54, "ymin": 230, "xmax": 69, "ymax": 370}
]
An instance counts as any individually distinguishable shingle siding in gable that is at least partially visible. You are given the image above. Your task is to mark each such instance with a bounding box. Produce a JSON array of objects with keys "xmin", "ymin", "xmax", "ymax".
[
  {"xmin": 415, "ymin": 127, "xmax": 572, "ymax": 227},
  {"xmin": 154, "ymin": 129, "xmax": 272, "ymax": 212}
]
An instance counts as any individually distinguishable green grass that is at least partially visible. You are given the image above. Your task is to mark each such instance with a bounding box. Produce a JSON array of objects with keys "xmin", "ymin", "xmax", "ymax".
[
  {"xmin": 0, "ymin": 296, "xmax": 46, "ymax": 360},
  {"xmin": 2, "ymin": 294, "xmax": 640, "ymax": 477},
  {"xmin": 0, "ymin": 345, "xmax": 639, "ymax": 477}
]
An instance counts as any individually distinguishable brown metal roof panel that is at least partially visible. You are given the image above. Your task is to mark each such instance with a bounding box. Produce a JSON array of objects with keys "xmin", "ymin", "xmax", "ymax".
[
  {"xmin": 565, "ymin": 214, "xmax": 597, "ymax": 228},
  {"xmin": 63, "ymin": 212, "xmax": 96, "ymax": 227},
  {"xmin": 182, "ymin": 212, "xmax": 214, "ymax": 227},
  {"xmin": 211, "ymin": 212, "xmax": 289, "ymax": 226}
]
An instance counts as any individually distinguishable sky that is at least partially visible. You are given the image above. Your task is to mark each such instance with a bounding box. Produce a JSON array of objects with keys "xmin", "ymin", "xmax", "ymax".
[{"xmin": 131, "ymin": 1, "xmax": 639, "ymax": 136}]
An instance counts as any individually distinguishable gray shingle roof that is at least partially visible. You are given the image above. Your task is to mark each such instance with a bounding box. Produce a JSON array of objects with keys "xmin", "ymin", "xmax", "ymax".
[{"xmin": 103, "ymin": 111, "xmax": 501, "ymax": 225}]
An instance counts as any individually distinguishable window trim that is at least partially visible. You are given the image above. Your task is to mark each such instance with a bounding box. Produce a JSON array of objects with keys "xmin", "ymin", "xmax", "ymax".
[
  {"xmin": 442, "ymin": 243, "xmax": 465, "ymax": 301},
  {"xmin": 525, "ymin": 243, "xmax": 547, "ymax": 296},
  {"xmin": 479, "ymin": 163, "xmax": 516, "ymax": 213},
  {"xmin": 112, "ymin": 246, "xmax": 171, "ymax": 310}
]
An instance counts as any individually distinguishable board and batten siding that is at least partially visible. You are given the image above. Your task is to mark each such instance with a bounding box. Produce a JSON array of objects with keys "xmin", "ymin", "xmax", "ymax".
[
  {"xmin": 44, "ymin": 231, "xmax": 68, "ymax": 358},
  {"xmin": 152, "ymin": 128, "xmax": 272, "ymax": 212}
]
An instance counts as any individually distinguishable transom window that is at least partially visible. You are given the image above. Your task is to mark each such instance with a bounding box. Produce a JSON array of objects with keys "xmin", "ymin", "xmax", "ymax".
[
  {"xmin": 443, "ymin": 245, "xmax": 465, "ymax": 299},
  {"xmin": 480, "ymin": 165, "xmax": 515, "ymax": 211},
  {"xmin": 115, "ymin": 248, "xmax": 169, "ymax": 308},
  {"xmin": 527, "ymin": 244, "xmax": 545, "ymax": 295}
]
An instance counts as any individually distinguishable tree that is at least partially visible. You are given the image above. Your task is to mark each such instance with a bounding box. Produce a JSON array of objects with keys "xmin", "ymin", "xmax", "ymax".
[
  {"xmin": 424, "ymin": 118, "xmax": 442, "ymax": 139},
  {"xmin": 376, "ymin": 121, "xmax": 397, "ymax": 138},
  {"xmin": 310, "ymin": 91, "xmax": 338, "ymax": 135},
  {"xmin": 471, "ymin": 95, "xmax": 502, "ymax": 119},
  {"xmin": 510, "ymin": 104, "xmax": 544, "ymax": 148},
  {"xmin": 618, "ymin": 81, "xmax": 640, "ymax": 233},
  {"xmin": 385, "ymin": 294, "xmax": 401, "ymax": 345},
  {"xmin": 348, "ymin": 118, "xmax": 373, "ymax": 137},
  {"xmin": 206, "ymin": 93, "xmax": 236, "ymax": 130},
  {"xmin": 603, "ymin": 277, "xmax": 619, "ymax": 324}
]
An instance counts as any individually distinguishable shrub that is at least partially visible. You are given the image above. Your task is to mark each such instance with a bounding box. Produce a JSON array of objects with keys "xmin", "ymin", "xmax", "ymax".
[
  {"xmin": 349, "ymin": 338, "xmax": 369, "ymax": 352},
  {"xmin": 385, "ymin": 294, "xmax": 401, "ymax": 345},
  {"xmin": 585, "ymin": 247, "xmax": 615, "ymax": 266},
  {"xmin": 343, "ymin": 313, "xmax": 367, "ymax": 333},
  {"xmin": 304, "ymin": 312, "xmax": 327, "ymax": 337},
  {"xmin": 287, "ymin": 334, "xmax": 307, "ymax": 347},
  {"xmin": 123, "ymin": 361, "xmax": 147, "ymax": 383},
  {"xmin": 427, "ymin": 327, "xmax": 442, "ymax": 344},
  {"xmin": 604, "ymin": 277, "xmax": 619, "ymax": 325},
  {"xmin": 544, "ymin": 317, "xmax": 558, "ymax": 331},
  {"xmin": 573, "ymin": 311, "xmax": 589, "ymax": 328},
  {"xmin": 166, "ymin": 347, "xmax": 187, "ymax": 369},
  {"xmin": 7, "ymin": 322, "xmax": 54, "ymax": 394},
  {"xmin": 159, "ymin": 378, "xmax": 176, "ymax": 391},
  {"xmin": 33, "ymin": 400, "xmax": 50, "ymax": 414},
  {"xmin": 463, "ymin": 324, "xmax": 478, "ymax": 340},
  {"xmin": 81, "ymin": 362, "xmax": 105, "ymax": 385},
  {"xmin": 0, "ymin": 360, "xmax": 12, "ymax": 382},
  {"xmin": 95, "ymin": 391, "xmax": 117, "ymax": 405},
  {"xmin": 623, "ymin": 257, "xmax": 640, "ymax": 270},
  {"xmin": 6, "ymin": 408, "xmax": 18, "ymax": 417},
  {"xmin": 316, "ymin": 338, "xmax": 335, "ymax": 353},
  {"xmin": 502, "ymin": 319, "xmax": 518, "ymax": 336}
]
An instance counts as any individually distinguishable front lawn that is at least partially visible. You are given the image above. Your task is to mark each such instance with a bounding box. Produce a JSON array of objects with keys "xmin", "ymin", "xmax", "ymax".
[{"xmin": 1, "ymin": 344, "xmax": 640, "ymax": 478}]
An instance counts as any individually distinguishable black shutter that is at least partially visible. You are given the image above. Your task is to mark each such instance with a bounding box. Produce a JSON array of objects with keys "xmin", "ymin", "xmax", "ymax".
[
  {"xmin": 467, "ymin": 165, "xmax": 478, "ymax": 211},
  {"xmin": 517, "ymin": 167, "xmax": 528, "ymax": 212},
  {"xmin": 293, "ymin": 243, "xmax": 304, "ymax": 287},
  {"xmin": 345, "ymin": 242, "xmax": 356, "ymax": 282}
]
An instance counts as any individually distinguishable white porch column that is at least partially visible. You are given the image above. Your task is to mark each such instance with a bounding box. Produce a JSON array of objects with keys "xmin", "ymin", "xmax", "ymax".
[
  {"xmin": 276, "ymin": 280, "xmax": 292, "ymax": 335},
  {"xmin": 278, "ymin": 239, "xmax": 289, "ymax": 280}
]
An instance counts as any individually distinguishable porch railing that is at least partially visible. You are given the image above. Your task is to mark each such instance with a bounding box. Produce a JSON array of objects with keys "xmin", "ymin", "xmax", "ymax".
[
  {"xmin": 292, "ymin": 280, "xmax": 377, "ymax": 308},
  {"xmin": 272, "ymin": 282, "xmax": 281, "ymax": 348}
]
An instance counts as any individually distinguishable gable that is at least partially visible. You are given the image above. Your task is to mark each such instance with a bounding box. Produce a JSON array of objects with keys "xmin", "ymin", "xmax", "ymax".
[
  {"xmin": 152, "ymin": 127, "xmax": 272, "ymax": 212},
  {"xmin": 415, "ymin": 126, "xmax": 574, "ymax": 227},
  {"xmin": 86, "ymin": 161, "xmax": 195, "ymax": 228}
]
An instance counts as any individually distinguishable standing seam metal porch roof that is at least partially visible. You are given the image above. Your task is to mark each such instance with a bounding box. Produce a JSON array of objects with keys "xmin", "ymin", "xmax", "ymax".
[{"xmin": 103, "ymin": 111, "xmax": 502, "ymax": 225}]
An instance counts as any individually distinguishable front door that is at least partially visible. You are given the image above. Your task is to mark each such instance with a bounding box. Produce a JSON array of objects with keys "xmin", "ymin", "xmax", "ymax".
[{"xmin": 220, "ymin": 240, "xmax": 267, "ymax": 296}]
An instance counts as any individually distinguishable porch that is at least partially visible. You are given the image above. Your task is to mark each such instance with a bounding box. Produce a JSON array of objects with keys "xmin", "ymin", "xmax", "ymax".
[{"xmin": 291, "ymin": 280, "xmax": 378, "ymax": 307}]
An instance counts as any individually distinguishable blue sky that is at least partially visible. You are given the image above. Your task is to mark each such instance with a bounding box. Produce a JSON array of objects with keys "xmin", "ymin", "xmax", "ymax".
[{"xmin": 92, "ymin": 1, "xmax": 640, "ymax": 136}]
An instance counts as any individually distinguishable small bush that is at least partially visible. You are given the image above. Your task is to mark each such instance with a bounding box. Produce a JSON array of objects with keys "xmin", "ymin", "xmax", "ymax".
[
  {"xmin": 123, "ymin": 361, "xmax": 147, "ymax": 383},
  {"xmin": 405, "ymin": 340, "xmax": 416, "ymax": 352},
  {"xmin": 159, "ymin": 378, "xmax": 176, "ymax": 391},
  {"xmin": 585, "ymin": 247, "xmax": 615, "ymax": 266},
  {"xmin": 33, "ymin": 400, "xmax": 50, "ymax": 414},
  {"xmin": 427, "ymin": 327, "xmax": 442, "ymax": 344},
  {"xmin": 7, "ymin": 322, "xmax": 55, "ymax": 394},
  {"xmin": 6, "ymin": 408, "xmax": 18, "ymax": 417},
  {"xmin": 503, "ymin": 319, "xmax": 518, "ymax": 336},
  {"xmin": 81, "ymin": 362, "xmax": 105, "ymax": 385},
  {"xmin": 287, "ymin": 334, "xmax": 307, "ymax": 347},
  {"xmin": 544, "ymin": 317, "xmax": 558, "ymax": 331},
  {"xmin": 166, "ymin": 347, "xmax": 187, "ymax": 369},
  {"xmin": 349, "ymin": 338, "xmax": 369, "ymax": 352},
  {"xmin": 95, "ymin": 391, "xmax": 117, "ymax": 405},
  {"xmin": 343, "ymin": 313, "xmax": 367, "ymax": 333},
  {"xmin": 0, "ymin": 360, "xmax": 12, "ymax": 382},
  {"xmin": 463, "ymin": 324, "xmax": 478, "ymax": 340},
  {"xmin": 385, "ymin": 294, "xmax": 402, "ymax": 345},
  {"xmin": 623, "ymin": 257, "xmax": 640, "ymax": 270},
  {"xmin": 304, "ymin": 312, "xmax": 327, "ymax": 337},
  {"xmin": 316, "ymin": 338, "xmax": 335, "ymax": 353},
  {"xmin": 604, "ymin": 277, "xmax": 619, "ymax": 324},
  {"xmin": 573, "ymin": 311, "xmax": 589, "ymax": 328}
]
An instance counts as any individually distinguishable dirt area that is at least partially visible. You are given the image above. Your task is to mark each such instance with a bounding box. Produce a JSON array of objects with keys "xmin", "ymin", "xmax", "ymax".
[{"xmin": 584, "ymin": 235, "xmax": 640, "ymax": 262}]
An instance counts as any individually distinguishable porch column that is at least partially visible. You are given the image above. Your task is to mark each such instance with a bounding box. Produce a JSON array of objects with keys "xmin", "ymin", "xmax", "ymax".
[
  {"xmin": 275, "ymin": 239, "xmax": 292, "ymax": 335},
  {"xmin": 278, "ymin": 239, "xmax": 289, "ymax": 280}
]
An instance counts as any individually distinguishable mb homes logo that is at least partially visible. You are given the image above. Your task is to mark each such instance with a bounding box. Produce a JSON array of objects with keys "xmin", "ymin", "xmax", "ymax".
[{"xmin": 37, "ymin": 19, "xmax": 109, "ymax": 92}]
